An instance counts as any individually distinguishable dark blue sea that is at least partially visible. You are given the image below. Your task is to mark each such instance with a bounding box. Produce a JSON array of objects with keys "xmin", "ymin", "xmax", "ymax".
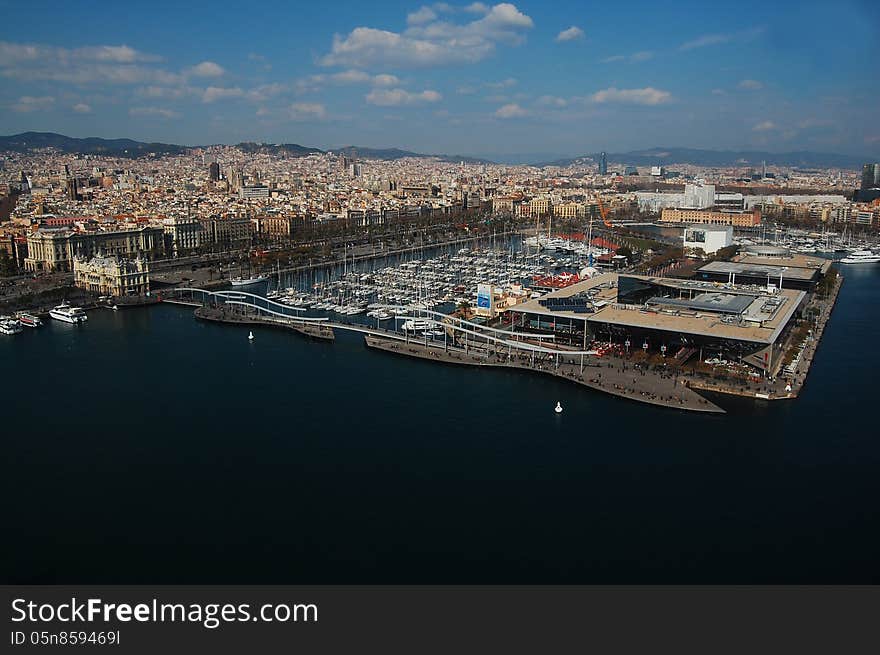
[{"xmin": 3, "ymin": 264, "xmax": 879, "ymax": 583}]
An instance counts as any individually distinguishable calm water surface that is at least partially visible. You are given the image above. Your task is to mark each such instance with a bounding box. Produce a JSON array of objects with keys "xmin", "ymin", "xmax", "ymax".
[{"xmin": 3, "ymin": 264, "xmax": 879, "ymax": 583}]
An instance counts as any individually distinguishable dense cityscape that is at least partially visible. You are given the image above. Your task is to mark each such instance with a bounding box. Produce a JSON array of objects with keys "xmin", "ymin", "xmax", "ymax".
[{"xmin": 1, "ymin": 134, "xmax": 878, "ymax": 411}]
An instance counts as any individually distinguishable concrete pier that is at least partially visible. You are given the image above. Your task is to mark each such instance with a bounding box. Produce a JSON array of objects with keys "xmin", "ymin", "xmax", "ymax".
[
  {"xmin": 364, "ymin": 335, "xmax": 725, "ymax": 414},
  {"xmin": 194, "ymin": 305, "xmax": 335, "ymax": 340}
]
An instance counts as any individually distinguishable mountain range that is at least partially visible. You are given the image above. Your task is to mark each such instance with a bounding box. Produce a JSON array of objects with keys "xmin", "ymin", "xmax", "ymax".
[
  {"xmin": 0, "ymin": 132, "xmax": 491, "ymax": 164},
  {"xmin": 0, "ymin": 132, "xmax": 871, "ymax": 170},
  {"xmin": 0, "ymin": 132, "xmax": 188, "ymax": 157}
]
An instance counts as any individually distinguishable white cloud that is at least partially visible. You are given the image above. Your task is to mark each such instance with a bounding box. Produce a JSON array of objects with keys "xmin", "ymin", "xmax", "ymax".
[
  {"xmin": 188, "ymin": 61, "xmax": 225, "ymax": 77},
  {"xmin": 485, "ymin": 77, "xmax": 517, "ymax": 89},
  {"xmin": 11, "ymin": 95, "xmax": 54, "ymax": 112},
  {"xmin": 0, "ymin": 42, "xmax": 159, "ymax": 64},
  {"xmin": 365, "ymin": 88, "xmax": 442, "ymax": 106},
  {"xmin": 297, "ymin": 71, "xmax": 401, "ymax": 94},
  {"xmin": 288, "ymin": 102, "xmax": 327, "ymax": 121},
  {"xmin": 753, "ymin": 120, "xmax": 776, "ymax": 131},
  {"xmin": 407, "ymin": 6, "xmax": 437, "ymax": 25},
  {"xmin": 202, "ymin": 86, "xmax": 244, "ymax": 103},
  {"xmin": 137, "ymin": 85, "xmax": 199, "ymax": 99},
  {"xmin": 129, "ymin": 106, "xmax": 179, "ymax": 119},
  {"xmin": 464, "ymin": 2, "xmax": 489, "ymax": 12},
  {"xmin": 331, "ymin": 69, "xmax": 372, "ymax": 84},
  {"xmin": 80, "ymin": 45, "xmax": 160, "ymax": 63},
  {"xmin": 590, "ymin": 87, "xmax": 672, "ymax": 105},
  {"xmin": 535, "ymin": 95, "xmax": 567, "ymax": 108},
  {"xmin": 320, "ymin": 3, "xmax": 534, "ymax": 68},
  {"xmin": 602, "ymin": 51, "xmax": 653, "ymax": 63},
  {"xmin": 0, "ymin": 40, "xmax": 177, "ymax": 85},
  {"xmin": 680, "ymin": 26, "xmax": 764, "ymax": 51},
  {"xmin": 738, "ymin": 79, "xmax": 763, "ymax": 90},
  {"xmin": 372, "ymin": 74, "xmax": 400, "ymax": 87},
  {"xmin": 72, "ymin": 102, "xmax": 92, "ymax": 113},
  {"xmin": 495, "ymin": 102, "xmax": 528, "ymax": 118},
  {"xmin": 245, "ymin": 83, "xmax": 289, "ymax": 102},
  {"xmin": 680, "ymin": 33, "xmax": 731, "ymax": 50},
  {"xmin": 556, "ymin": 26, "xmax": 584, "ymax": 42}
]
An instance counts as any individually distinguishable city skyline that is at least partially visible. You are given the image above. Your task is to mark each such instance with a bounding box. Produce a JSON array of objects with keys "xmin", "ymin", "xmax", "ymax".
[{"xmin": 1, "ymin": 0, "xmax": 879, "ymax": 159}]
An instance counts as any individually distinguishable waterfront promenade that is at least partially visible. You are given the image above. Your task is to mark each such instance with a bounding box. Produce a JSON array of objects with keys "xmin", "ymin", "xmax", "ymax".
[{"xmin": 367, "ymin": 335, "xmax": 726, "ymax": 413}]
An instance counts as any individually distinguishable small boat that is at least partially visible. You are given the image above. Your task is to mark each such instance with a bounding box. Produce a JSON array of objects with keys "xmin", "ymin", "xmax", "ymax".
[
  {"xmin": 248, "ymin": 331, "xmax": 255, "ymax": 341},
  {"xmin": 0, "ymin": 317, "xmax": 23, "ymax": 335},
  {"xmin": 230, "ymin": 274, "xmax": 268, "ymax": 287},
  {"xmin": 840, "ymin": 250, "xmax": 880, "ymax": 264},
  {"xmin": 17, "ymin": 313, "xmax": 43, "ymax": 328},
  {"xmin": 555, "ymin": 402, "xmax": 563, "ymax": 414},
  {"xmin": 49, "ymin": 303, "xmax": 88, "ymax": 324}
]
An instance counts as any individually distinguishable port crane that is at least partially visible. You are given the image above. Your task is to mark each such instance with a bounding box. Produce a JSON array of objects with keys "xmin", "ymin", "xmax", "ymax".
[{"xmin": 595, "ymin": 193, "xmax": 613, "ymax": 228}]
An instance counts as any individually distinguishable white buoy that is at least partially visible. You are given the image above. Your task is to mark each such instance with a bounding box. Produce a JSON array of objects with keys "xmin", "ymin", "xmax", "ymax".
[
  {"xmin": 555, "ymin": 401, "xmax": 563, "ymax": 414},
  {"xmin": 248, "ymin": 331, "xmax": 254, "ymax": 341}
]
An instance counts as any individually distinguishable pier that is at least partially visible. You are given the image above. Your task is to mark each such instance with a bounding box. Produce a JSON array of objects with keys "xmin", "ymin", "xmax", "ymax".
[
  {"xmin": 163, "ymin": 287, "xmax": 725, "ymax": 413},
  {"xmin": 363, "ymin": 335, "xmax": 725, "ymax": 413}
]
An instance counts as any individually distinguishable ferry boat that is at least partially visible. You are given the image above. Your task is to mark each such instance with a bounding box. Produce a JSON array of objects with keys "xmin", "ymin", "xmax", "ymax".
[
  {"xmin": 840, "ymin": 250, "xmax": 880, "ymax": 264},
  {"xmin": 17, "ymin": 313, "xmax": 43, "ymax": 328},
  {"xmin": 230, "ymin": 274, "xmax": 268, "ymax": 287},
  {"xmin": 402, "ymin": 319, "xmax": 434, "ymax": 332},
  {"xmin": 49, "ymin": 303, "xmax": 88, "ymax": 324},
  {"xmin": 0, "ymin": 317, "xmax": 23, "ymax": 335}
]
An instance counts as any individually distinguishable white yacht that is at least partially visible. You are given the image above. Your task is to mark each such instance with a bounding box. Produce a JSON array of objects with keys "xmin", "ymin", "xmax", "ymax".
[
  {"xmin": 0, "ymin": 317, "xmax": 23, "ymax": 335},
  {"xmin": 49, "ymin": 303, "xmax": 88, "ymax": 324},
  {"xmin": 230, "ymin": 274, "xmax": 268, "ymax": 287},
  {"xmin": 402, "ymin": 319, "xmax": 434, "ymax": 332},
  {"xmin": 840, "ymin": 250, "xmax": 880, "ymax": 264}
]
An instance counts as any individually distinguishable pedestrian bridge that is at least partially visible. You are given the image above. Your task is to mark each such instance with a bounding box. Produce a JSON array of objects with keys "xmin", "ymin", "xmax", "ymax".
[{"xmin": 162, "ymin": 287, "xmax": 603, "ymax": 358}]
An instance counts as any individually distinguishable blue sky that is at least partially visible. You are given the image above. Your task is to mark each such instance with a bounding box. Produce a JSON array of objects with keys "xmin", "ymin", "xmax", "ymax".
[{"xmin": 1, "ymin": 0, "xmax": 878, "ymax": 160}]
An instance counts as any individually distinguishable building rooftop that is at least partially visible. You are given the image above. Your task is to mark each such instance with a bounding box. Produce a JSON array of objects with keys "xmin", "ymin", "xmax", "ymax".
[
  {"xmin": 510, "ymin": 272, "xmax": 805, "ymax": 345},
  {"xmin": 697, "ymin": 260, "xmax": 819, "ymax": 282}
]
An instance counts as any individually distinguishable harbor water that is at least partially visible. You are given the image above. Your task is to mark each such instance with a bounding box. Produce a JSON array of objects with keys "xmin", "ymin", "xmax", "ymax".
[{"xmin": 2, "ymin": 263, "xmax": 880, "ymax": 583}]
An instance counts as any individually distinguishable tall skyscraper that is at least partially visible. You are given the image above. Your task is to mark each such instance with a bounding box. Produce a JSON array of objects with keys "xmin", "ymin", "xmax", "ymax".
[
  {"xmin": 599, "ymin": 152, "xmax": 608, "ymax": 175},
  {"xmin": 861, "ymin": 163, "xmax": 880, "ymax": 190}
]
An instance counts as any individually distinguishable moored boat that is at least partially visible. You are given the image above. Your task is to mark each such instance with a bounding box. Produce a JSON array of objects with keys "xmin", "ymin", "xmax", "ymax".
[
  {"xmin": 17, "ymin": 313, "xmax": 43, "ymax": 328},
  {"xmin": 0, "ymin": 317, "xmax": 24, "ymax": 335},
  {"xmin": 49, "ymin": 303, "xmax": 88, "ymax": 324}
]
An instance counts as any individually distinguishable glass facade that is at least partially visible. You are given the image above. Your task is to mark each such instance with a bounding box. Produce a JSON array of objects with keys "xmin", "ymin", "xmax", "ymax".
[{"xmin": 616, "ymin": 276, "xmax": 660, "ymax": 306}]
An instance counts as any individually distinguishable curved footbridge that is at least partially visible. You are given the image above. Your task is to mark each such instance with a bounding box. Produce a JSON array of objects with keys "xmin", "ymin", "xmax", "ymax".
[{"xmin": 163, "ymin": 287, "xmax": 724, "ymax": 413}]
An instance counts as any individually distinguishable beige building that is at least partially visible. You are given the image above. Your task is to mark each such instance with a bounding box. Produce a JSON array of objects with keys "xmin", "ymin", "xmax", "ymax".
[
  {"xmin": 24, "ymin": 226, "xmax": 164, "ymax": 272},
  {"xmin": 528, "ymin": 197, "xmax": 551, "ymax": 217},
  {"xmin": 73, "ymin": 254, "xmax": 150, "ymax": 297},
  {"xmin": 553, "ymin": 202, "xmax": 583, "ymax": 219},
  {"xmin": 661, "ymin": 208, "xmax": 761, "ymax": 227},
  {"xmin": 200, "ymin": 216, "xmax": 253, "ymax": 246},
  {"xmin": 163, "ymin": 216, "xmax": 205, "ymax": 254}
]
